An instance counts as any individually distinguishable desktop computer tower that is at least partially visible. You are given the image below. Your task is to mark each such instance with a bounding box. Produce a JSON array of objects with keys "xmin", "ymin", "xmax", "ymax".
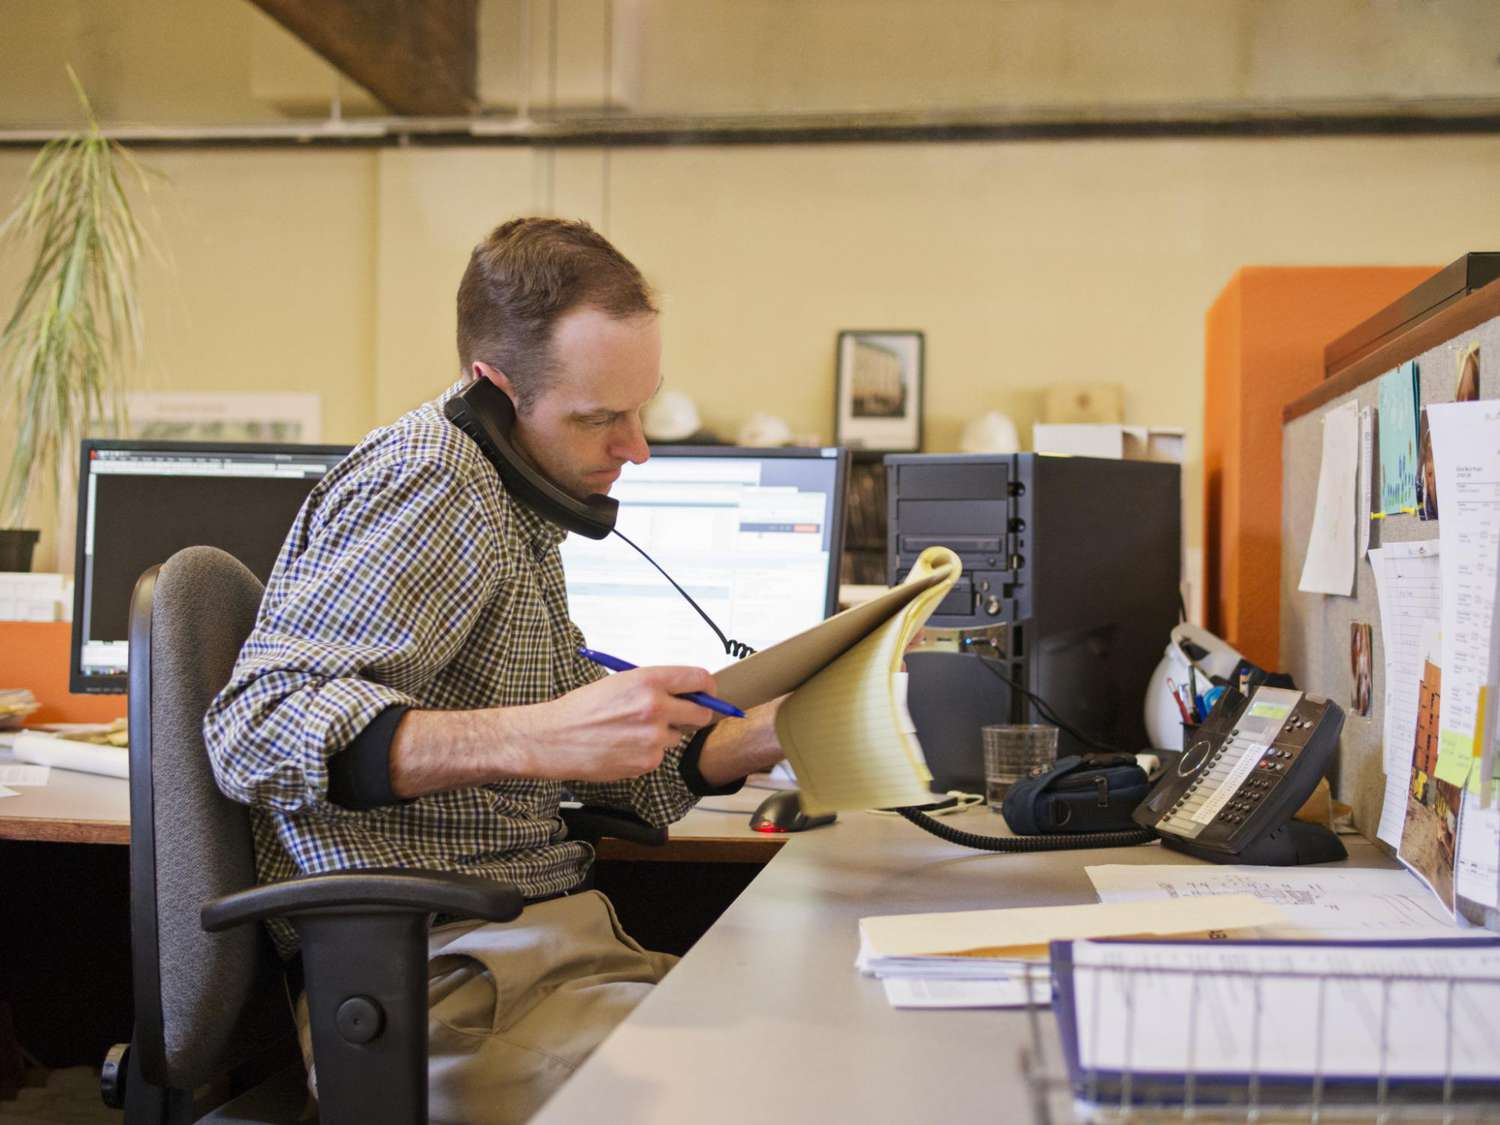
[{"xmin": 886, "ymin": 453, "xmax": 1181, "ymax": 793}]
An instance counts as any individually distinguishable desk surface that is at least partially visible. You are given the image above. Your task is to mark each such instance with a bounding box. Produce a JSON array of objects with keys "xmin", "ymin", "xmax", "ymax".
[
  {"xmin": 1, "ymin": 761, "xmax": 1405, "ymax": 1124},
  {"xmin": 0, "ymin": 757, "xmax": 775, "ymax": 857},
  {"xmin": 0, "ymin": 753, "xmax": 130, "ymax": 844},
  {"xmin": 535, "ymin": 789, "xmax": 1400, "ymax": 1125}
]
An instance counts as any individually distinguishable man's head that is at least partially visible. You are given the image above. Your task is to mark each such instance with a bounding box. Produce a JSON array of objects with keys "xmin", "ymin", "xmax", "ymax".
[{"xmin": 457, "ymin": 218, "xmax": 660, "ymax": 500}]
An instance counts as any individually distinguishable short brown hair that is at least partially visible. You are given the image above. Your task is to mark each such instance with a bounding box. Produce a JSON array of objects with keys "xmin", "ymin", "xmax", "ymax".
[{"xmin": 456, "ymin": 218, "xmax": 656, "ymax": 412}]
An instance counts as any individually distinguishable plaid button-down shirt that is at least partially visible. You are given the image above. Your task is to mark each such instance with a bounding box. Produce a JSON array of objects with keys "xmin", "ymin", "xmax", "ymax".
[{"xmin": 204, "ymin": 381, "xmax": 701, "ymax": 955}]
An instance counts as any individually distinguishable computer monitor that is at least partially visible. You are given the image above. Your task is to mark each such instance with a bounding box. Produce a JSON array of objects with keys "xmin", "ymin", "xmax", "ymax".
[
  {"xmin": 560, "ymin": 446, "xmax": 849, "ymax": 673},
  {"xmin": 71, "ymin": 440, "xmax": 350, "ymax": 694}
]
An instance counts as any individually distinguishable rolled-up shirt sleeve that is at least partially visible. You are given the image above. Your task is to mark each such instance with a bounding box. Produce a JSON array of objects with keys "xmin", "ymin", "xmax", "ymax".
[{"xmin": 204, "ymin": 456, "xmax": 505, "ymax": 817}]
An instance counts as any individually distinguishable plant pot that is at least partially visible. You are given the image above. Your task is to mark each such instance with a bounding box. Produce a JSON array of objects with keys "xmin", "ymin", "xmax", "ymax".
[{"xmin": 0, "ymin": 529, "xmax": 40, "ymax": 572}]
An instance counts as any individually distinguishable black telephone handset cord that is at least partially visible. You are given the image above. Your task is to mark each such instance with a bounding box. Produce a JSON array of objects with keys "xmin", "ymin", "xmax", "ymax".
[
  {"xmin": 611, "ymin": 526, "xmax": 757, "ymax": 659},
  {"xmin": 895, "ymin": 807, "xmax": 1156, "ymax": 851}
]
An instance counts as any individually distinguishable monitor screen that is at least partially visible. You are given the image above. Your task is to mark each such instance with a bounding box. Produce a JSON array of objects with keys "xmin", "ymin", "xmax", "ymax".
[
  {"xmin": 71, "ymin": 440, "xmax": 350, "ymax": 693},
  {"xmin": 559, "ymin": 446, "xmax": 848, "ymax": 674}
]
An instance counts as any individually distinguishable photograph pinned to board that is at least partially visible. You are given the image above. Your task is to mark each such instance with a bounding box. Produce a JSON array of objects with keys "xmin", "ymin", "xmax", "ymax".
[
  {"xmin": 1456, "ymin": 342, "xmax": 1480, "ymax": 402},
  {"xmin": 835, "ymin": 330, "xmax": 923, "ymax": 452},
  {"xmin": 1297, "ymin": 399, "xmax": 1359, "ymax": 596},
  {"xmin": 1398, "ymin": 621, "xmax": 1460, "ymax": 914},
  {"xmin": 1416, "ymin": 407, "xmax": 1439, "ymax": 520},
  {"xmin": 1350, "ymin": 621, "xmax": 1374, "ymax": 717},
  {"xmin": 1377, "ymin": 360, "xmax": 1421, "ymax": 517}
]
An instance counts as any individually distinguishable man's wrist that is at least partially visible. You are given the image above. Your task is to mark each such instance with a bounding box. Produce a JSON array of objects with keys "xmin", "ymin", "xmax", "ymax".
[{"xmin": 692, "ymin": 700, "xmax": 784, "ymax": 789}]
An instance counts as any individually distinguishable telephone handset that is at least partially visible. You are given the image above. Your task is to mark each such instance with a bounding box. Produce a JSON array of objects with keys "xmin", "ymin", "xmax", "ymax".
[
  {"xmin": 443, "ymin": 378, "xmax": 618, "ymax": 541},
  {"xmin": 1134, "ymin": 685, "xmax": 1348, "ymax": 865},
  {"xmin": 444, "ymin": 377, "xmax": 757, "ymax": 658}
]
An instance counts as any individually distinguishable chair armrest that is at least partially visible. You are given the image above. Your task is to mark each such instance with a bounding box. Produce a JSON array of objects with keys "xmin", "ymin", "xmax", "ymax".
[
  {"xmin": 561, "ymin": 803, "xmax": 668, "ymax": 847},
  {"xmin": 201, "ymin": 868, "xmax": 524, "ymax": 933}
]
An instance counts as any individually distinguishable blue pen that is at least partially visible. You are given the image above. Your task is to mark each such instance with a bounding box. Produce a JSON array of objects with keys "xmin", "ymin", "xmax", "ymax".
[{"xmin": 577, "ymin": 647, "xmax": 746, "ymax": 718}]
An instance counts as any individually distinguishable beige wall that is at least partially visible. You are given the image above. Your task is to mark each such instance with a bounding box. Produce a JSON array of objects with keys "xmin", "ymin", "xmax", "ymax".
[
  {"xmin": 4, "ymin": 0, "xmax": 1499, "ymax": 126},
  {"xmin": 4, "ymin": 132, "xmax": 1498, "ymax": 576}
]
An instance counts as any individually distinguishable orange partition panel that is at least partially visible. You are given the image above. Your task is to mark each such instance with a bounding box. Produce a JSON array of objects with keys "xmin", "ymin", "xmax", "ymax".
[
  {"xmin": 1204, "ymin": 266, "xmax": 1436, "ymax": 670},
  {"xmin": 0, "ymin": 621, "xmax": 127, "ymax": 724}
]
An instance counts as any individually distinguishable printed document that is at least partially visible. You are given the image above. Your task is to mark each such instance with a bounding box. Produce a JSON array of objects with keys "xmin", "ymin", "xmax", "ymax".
[
  {"xmin": 1425, "ymin": 402, "xmax": 1500, "ymax": 789},
  {"xmin": 1298, "ymin": 400, "xmax": 1360, "ymax": 596},
  {"xmin": 1366, "ymin": 542, "xmax": 1441, "ymax": 845},
  {"xmin": 1456, "ymin": 796, "xmax": 1500, "ymax": 909},
  {"xmin": 858, "ymin": 894, "xmax": 1287, "ymax": 962},
  {"xmin": 1085, "ymin": 864, "xmax": 1475, "ymax": 939}
]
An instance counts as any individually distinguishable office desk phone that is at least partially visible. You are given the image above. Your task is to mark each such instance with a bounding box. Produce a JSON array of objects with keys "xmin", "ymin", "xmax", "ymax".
[{"xmin": 1135, "ymin": 685, "xmax": 1347, "ymax": 865}]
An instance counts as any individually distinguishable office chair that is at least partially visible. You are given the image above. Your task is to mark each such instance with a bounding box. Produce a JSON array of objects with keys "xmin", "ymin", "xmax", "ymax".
[{"xmin": 102, "ymin": 545, "xmax": 526, "ymax": 1124}]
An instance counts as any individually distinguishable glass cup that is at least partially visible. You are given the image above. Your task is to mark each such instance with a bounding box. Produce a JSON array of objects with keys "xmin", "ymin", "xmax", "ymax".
[{"xmin": 982, "ymin": 724, "xmax": 1060, "ymax": 809}]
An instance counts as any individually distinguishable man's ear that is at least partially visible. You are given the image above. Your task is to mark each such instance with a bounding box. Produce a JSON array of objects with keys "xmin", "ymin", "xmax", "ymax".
[{"xmin": 472, "ymin": 361, "xmax": 520, "ymax": 410}]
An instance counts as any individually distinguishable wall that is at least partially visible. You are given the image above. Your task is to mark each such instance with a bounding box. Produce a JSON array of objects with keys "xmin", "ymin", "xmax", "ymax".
[
  {"xmin": 3, "ymin": 134, "xmax": 1499, "ymax": 575},
  {"xmin": 5, "ymin": 0, "xmax": 1500, "ymax": 125}
]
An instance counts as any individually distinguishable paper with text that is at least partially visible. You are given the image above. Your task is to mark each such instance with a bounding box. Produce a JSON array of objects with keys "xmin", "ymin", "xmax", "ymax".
[
  {"xmin": 0, "ymin": 763, "xmax": 50, "ymax": 787},
  {"xmin": 1427, "ymin": 402, "xmax": 1500, "ymax": 789},
  {"xmin": 1358, "ymin": 406, "xmax": 1375, "ymax": 558},
  {"xmin": 1085, "ymin": 864, "xmax": 1472, "ymax": 939},
  {"xmin": 715, "ymin": 545, "xmax": 959, "ymax": 813},
  {"xmin": 1064, "ymin": 939, "xmax": 1500, "ymax": 1080},
  {"xmin": 1456, "ymin": 794, "xmax": 1500, "ymax": 908},
  {"xmin": 1367, "ymin": 541, "xmax": 1441, "ymax": 845},
  {"xmin": 859, "ymin": 895, "xmax": 1287, "ymax": 961},
  {"xmin": 882, "ymin": 976, "xmax": 1050, "ymax": 1009},
  {"xmin": 1298, "ymin": 400, "xmax": 1360, "ymax": 595}
]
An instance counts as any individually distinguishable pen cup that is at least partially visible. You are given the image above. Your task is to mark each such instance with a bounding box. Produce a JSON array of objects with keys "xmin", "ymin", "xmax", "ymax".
[{"xmin": 981, "ymin": 724, "xmax": 1059, "ymax": 810}]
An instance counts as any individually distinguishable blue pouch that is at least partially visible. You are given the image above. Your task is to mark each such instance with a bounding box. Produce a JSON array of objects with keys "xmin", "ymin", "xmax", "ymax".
[{"xmin": 1001, "ymin": 754, "xmax": 1151, "ymax": 835}]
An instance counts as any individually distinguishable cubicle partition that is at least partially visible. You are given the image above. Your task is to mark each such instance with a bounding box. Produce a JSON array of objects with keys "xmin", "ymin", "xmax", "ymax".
[{"xmin": 1281, "ymin": 280, "xmax": 1500, "ymax": 933}]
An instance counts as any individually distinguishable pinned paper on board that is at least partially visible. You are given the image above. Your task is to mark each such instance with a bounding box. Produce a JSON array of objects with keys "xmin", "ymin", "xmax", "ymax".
[
  {"xmin": 1367, "ymin": 542, "xmax": 1442, "ymax": 848},
  {"xmin": 1297, "ymin": 400, "xmax": 1359, "ymax": 596},
  {"xmin": 1377, "ymin": 361, "xmax": 1421, "ymax": 516},
  {"xmin": 1398, "ymin": 621, "xmax": 1460, "ymax": 914},
  {"xmin": 1426, "ymin": 403, "xmax": 1500, "ymax": 791},
  {"xmin": 1357, "ymin": 406, "xmax": 1375, "ymax": 557}
]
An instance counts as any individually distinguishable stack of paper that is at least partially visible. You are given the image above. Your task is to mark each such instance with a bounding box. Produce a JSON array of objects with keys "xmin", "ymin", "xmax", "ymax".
[
  {"xmin": 0, "ymin": 573, "xmax": 69, "ymax": 622},
  {"xmin": 1086, "ymin": 864, "xmax": 1482, "ymax": 940},
  {"xmin": 856, "ymin": 895, "xmax": 1289, "ymax": 1010}
]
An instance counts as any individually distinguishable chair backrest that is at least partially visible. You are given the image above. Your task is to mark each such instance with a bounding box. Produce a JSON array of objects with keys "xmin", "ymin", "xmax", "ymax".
[{"xmin": 128, "ymin": 545, "xmax": 289, "ymax": 1090}]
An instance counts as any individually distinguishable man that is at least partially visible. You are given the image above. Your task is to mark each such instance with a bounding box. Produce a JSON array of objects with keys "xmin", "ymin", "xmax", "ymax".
[{"xmin": 204, "ymin": 217, "xmax": 787, "ymax": 1123}]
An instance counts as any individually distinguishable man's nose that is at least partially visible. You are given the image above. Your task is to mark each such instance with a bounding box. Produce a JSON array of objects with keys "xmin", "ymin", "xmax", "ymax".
[{"xmin": 614, "ymin": 416, "xmax": 650, "ymax": 465}]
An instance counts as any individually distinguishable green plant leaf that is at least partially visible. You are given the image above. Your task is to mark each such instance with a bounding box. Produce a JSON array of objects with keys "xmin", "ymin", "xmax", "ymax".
[{"xmin": 0, "ymin": 69, "xmax": 147, "ymax": 526}]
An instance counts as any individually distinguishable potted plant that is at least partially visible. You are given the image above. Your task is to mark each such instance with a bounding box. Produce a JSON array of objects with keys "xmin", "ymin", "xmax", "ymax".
[{"xmin": 0, "ymin": 68, "xmax": 149, "ymax": 572}]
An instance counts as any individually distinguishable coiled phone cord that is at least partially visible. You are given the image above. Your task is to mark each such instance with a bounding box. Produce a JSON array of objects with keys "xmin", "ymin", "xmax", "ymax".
[
  {"xmin": 894, "ymin": 807, "xmax": 1156, "ymax": 851},
  {"xmin": 612, "ymin": 527, "xmax": 757, "ymax": 659}
]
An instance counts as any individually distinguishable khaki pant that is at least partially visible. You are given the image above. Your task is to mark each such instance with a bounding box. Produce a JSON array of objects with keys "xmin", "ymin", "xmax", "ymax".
[{"xmin": 296, "ymin": 890, "xmax": 676, "ymax": 1124}]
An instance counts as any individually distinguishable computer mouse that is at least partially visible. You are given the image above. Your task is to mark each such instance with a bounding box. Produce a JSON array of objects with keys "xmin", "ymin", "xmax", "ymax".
[{"xmin": 749, "ymin": 789, "xmax": 837, "ymax": 833}]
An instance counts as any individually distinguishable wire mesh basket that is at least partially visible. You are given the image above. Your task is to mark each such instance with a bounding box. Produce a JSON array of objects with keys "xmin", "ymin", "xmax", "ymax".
[{"xmin": 1019, "ymin": 953, "xmax": 1500, "ymax": 1123}]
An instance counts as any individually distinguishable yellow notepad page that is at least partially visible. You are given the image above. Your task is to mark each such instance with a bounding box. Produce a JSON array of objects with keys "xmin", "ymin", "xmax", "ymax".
[
  {"xmin": 772, "ymin": 547, "xmax": 960, "ymax": 814},
  {"xmin": 859, "ymin": 895, "xmax": 1290, "ymax": 961}
]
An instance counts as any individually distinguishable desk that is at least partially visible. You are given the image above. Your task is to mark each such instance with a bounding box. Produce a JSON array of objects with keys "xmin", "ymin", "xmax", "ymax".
[
  {"xmin": 534, "ymin": 790, "xmax": 1400, "ymax": 1125},
  {"xmin": 0, "ymin": 758, "xmax": 770, "ymax": 859},
  {"xmin": 0, "ymin": 766, "xmax": 1404, "ymax": 1120},
  {"xmin": 0, "ymin": 762, "xmax": 129, "ymax": 844}
]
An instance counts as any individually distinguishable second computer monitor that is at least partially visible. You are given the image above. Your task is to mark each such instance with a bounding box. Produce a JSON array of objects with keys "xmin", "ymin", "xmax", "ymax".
[
  {"xmin": 71, "ymin": 440, "xmax": 350, "ymax": 693},
  {"xmin": 559, "ymin": 446, "xmax": 848, "ymax": 673}
]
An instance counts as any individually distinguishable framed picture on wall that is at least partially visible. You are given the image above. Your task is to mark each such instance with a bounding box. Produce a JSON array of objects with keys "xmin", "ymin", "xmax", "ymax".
[{"xmin": 834, "ymin": 330, "xmax": 924, "ymax": 451}]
